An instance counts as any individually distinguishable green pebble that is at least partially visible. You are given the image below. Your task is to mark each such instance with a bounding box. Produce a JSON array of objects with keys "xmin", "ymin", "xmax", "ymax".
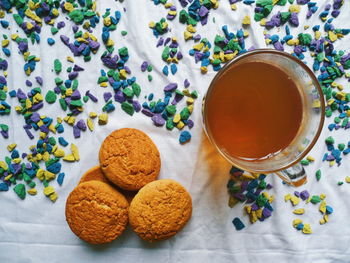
[
  {"xmin": 83, "ymin": 95, "xmax": 89, "ymax": 103},
  {"xmin": 121, "ymin": 31, "xmax": 127, "ymax": 36},
  {"xmin": 118, "ymin": 47, "xmax": 129, "ymax": 57},
  {"xmin": 43, "ymin": 179, "xmax": 49, "ymax": 187},
  {"xmin": 0, "ymin": 90, "xmax": 7, "ymax": 101},
  {"xmin": 334, "ymin": 117, "xmax": 340, "ymax": 123},
  {"xmin": 123, "ymin": 87, "xmax": 134, "ymax": 98},
  {"xmin": 70, "ymin": 100, "xmax": 83, "ymax": 107},
  {"xmin": 121, "ymin": 101, "xmax": 134, "ymax": 116},
  {"xmin": 13, "ymin": 14, "xmax": 23, "ymax": 26},
  {"xmin": 191, "ymin": 91, "xmax": 198, "ymax": 98},
  {"xmin": 72, "ymin": 79, "xmax": 78, "ymax": 90},
  {"xmin": 98, "ymin": 76, "xmax": 109, "ymax": 84},
  {"xmin": 48, "ymin": 137, "xmax": 56, "ymax": 146},
  {"xmin": 59, "ymin": 99, "xmax": 67, "ymax": 112},
  {"xmin": 310, "ymin": 195, "xmax": 321, "ymax": 204},
  {"xmin": 338, "ymin": 181, "xmax": 344, "ymax": 186},
  {"xmin": 162, "ymin": 46, "xmax": 170, "ymax": 61},
  {"xmin": 298, "ymin": 33, "xmax": 312, "ymax": 46},
  {"xmin": 256, "ymin": 194, "xmax": 268, "ymax": 207},
  {"xmin": 276, "ymin": 0, "xmax": 287, "ymax": 5},
  {"xmin": 45, "ymin": 90, "xmax": 57, "ymax": 104},
  {"xmin": 132, "ymin": 83, "xmax": 141, "ymax": 97},
  {"xmin": 256, "ymin": 0, "xmax": 273, "ymax": 6},
  {"xmin": 23, "ymin": 174, "xmax": 31, "ymax": 183},
  {"xmin": 84, "ymin": 55, "xmax": 91, "ymax": 62},
  {"xmin": 68, "ymin": 9, "xmax": 84, "ymax": 23},
  {"xmin": 342, "ymin": 118, "xmax": 348, "ymax": 127},
  {"xmin": 325, "ymin": 136, "xmax": 334, "ymax": 145},
  {"xmin": 0, "ymin": 124, "xmax": 9, "ymax": 131},
  {"xmin": 338, "ymin": 143, "xmax": 345, "ymax": 151},
  {"xmin": 325, "ymin": 108, "xmax": 332, "ymax": 117},
  {"xmin": 67, "ymin": 67, "xmax": 72, "ymax": 73},
  {"xmin": 316, "ymin": 169, "xmax": 321, "ymax": 181},
  {"xmin": 280, "ymin": 12, "xmax": 291, "ymax": 24},
  {"xmin": 180, "ymin": 107, "xmax": 190, "ymax": 120},
  {"xmin": 147, "ymin": 65, "xmax": 153, "ymax": 72},
  {"xmin": 300, "ymin": 159, "xmax": 309, "ymax": 166},
  {"xmin": 75, "ymin": 31, "xmax": 83, "ymax": 38},
  {"xmin": 55, "ymin": 77, "xmax": 63, "ymax": 85},
  {"xmin": 13, "ymin": 184, "xmax": 26, "ymax": 200},
  {"xmin": 258, "ymin": 180, "xmax": 267, "ymax": 189},
  {"xmin": 51, "ymin": 27, "xmax": 59, "ymax": 35},
  {"xmin": 288, "ymin": 0, "xmax": 294, "ymax": 3},
  {"xmin": 166, "ymin": 105, "xmax": 176, "ymax": 115},
  {"xmin": 28, "ymin": 181, "xmax": 36, "ymax": 188},
  {"xmin": 166, "ymin": 119, "xmax": 174, "ymax": 130},
  {"xmin": 148, "ymin": 75, "xmax": 152, "ymax": 81}
]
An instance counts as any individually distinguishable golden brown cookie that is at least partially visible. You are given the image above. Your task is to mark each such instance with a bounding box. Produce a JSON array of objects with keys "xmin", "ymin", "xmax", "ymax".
[
  {"xmin": 99, "ymin": 128, "xmax": 161, "ymax": 191},
  {"xmin": 129, "ymin": 179, "xmax": 192, "ymax": 242},
  {"xmin": 78, "ymin": 165, "xmax": 137, "ymax": 203},
  {"xmin": 78, "ymin": 165, "xmax": 110, "ymax": 184},
  {"xmin": 65, "ymin": 181, "xmax": 129, "ymax": 244}
]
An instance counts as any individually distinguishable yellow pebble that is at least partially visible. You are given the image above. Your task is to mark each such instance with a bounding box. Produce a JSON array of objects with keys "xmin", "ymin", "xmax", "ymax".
[
  {"xmin": 260, "ymin": 18, "xmax": 266, "ymax": 26},
  {"xmin": 293, "ymin": 218, "xmax": 303, "ymax": 227},
  {"xmin": 284, "ymin": 193, "xmax": 292, "ymax": 202},
  {"xmin": 100, "ymin": 82, "xmax": 108, "ymax": 87},
  {"xmin": 306, "ymin": 156, "xmax": 315, "ymax": 162},
  {"xmin": 250, "ymin": 211, "xmax": 258, "ymax": 223},
  {"xmin": 173, "ymin": 113, "xmax": 181, "ymax": 123},
  {"xmin": 324, "ymin": 214, "xmax": 329, "ymax": 222},
  {"xmin": 45, "ymin": 171, "xmax": 56, "ymax": 181},
  {"xmin": 42, "ymin": 152, "xmax": 50, "ymax": 162},
  {"xmin": 2, "ymin": 39, "xmax": 9, "ymax": 47},
  {"xmin": 186, "ymin": 24, "xmax": 196, "ymax": 33},
  {"xmin": 184, "ymin": 31, "xmax": 193, "ymax": 41},
  {"xmin": 245, "ymin": 205, "xmax": 252, "ymax": 214},
  {"xmin": 36, "ymin": 169, "xmax": 45, "ymax": 181},
  {"xmin": 12, "ymin": 158, "xmax": 21, "ymax": 164},
  {"xmin": 87, "ymin": 118, "xmax": 94, "ymax": 131},
  {"xmin": 319, "ymin": 218, "xmax": 326, "ymax": 224},
  {"xmin": 329, "ymin": 160, "xmax": 335, "ymax": 167},
  {"xmin": 312, "ymin": 99, "xmax": 321, "ymax": 108},
  {"xmin": 0, "ymin": 161, "xmax": 8, "ymax": 170},
  {"xmin": 27, "ymin": 188, "xmax": 37, "ymax": 195},
  {"xmin": 67, "ymin": 56, "xmax": 74, "ymax": 63},
  {"xmin": 242, "ymin": 15, "xmax": 251, "ymax": 25},
  {"xmin": 89, "ymin": 112, "xmax": 97, "ymax": 118},
  {"xmin": 290, "ymin": 196, "xmax": 300, "ymax": 206},
  {"xmin": 177, "ymin": 121, "xmax": 185, "ymax": 130},
  {"xmin": 200, "ymin": 66, "xmax": 208, "ymax": 74},
  {"xmin": 328, "ymin": 31, "xmax": 337, "ymax": 42},
  {"xmin": 148, "ymin": 21, "xmax": 155, "ymax": 28},
  {"xmin": 53, "ymin": 148, "xmax": 65, "ymax": 158},
  {"xmin": 43, "ymin": 186, "xmax": 55, "ymax": 196},
  {"xmin": 49, "ymin": 192, "xmax": 58, "ymax": 202},
  {"xmin": 289, "ymin": 5, "xmax": 301, "ymax": 13},
  {"xmin": 71, "ymin": 144, "xmax": 80, "ymax": 161},
  {"xmin": 186, "ymin": 97, "xmax": 195, "ymax": 105},
  {"xmin": 345, "ymin": 176, "xmax": 350, "ymax": 183},
  {"xmin": 164, "ymin": 3, "xmax": 172, "ymax": 8},
  {"xmin": 231, "ymin": 4, "xmax": 237, "ymax": 10},
  {"xmin": 320, "ymin": 194, "xmax": 326, "ymax": 200},
  {"xmin": 7, "ymin": 143, "xmax": 17, "ymax": 152},
  {"xmin": 63, "ymin": 154, "xmax": 75, "ymax": 162},
  {"xmin": 293, "ymin": 208, "xmax": 305, "ymax": 215},
  {"xmin": 242, "ymin": 173, "xmax": 256, "ymax": 180},
  {"xmin": 319, "ymin": 201, "xmax": 327, "ymax": 214},
  {"xmin": 302, "ymin": 223, "xmax": 312, "ymax": 234},
  {"xmin": 98, "ymin": 113, "xmax": 108, "ymax": 125}
]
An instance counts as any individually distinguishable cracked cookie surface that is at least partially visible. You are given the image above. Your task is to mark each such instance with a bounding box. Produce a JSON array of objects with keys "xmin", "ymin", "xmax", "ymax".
[
  {"xmin": 65, "ymin": 181, "xmax": 129, "ymax": 244},
  {"xmin": 129, "ymin": 179, "xmax": 192, "ymax": 242},
  {"xmin": 99, "ymin": 128, "xmax": 161, "ymax": 191}
]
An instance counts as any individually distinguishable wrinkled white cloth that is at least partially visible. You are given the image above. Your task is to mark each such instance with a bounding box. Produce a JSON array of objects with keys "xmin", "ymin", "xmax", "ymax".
[{"xmin": 1, "ymin": 1, "xmax": 350, "ymax": 262}]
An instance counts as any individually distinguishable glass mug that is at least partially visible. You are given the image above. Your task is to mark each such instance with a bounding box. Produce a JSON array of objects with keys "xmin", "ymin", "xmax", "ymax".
[{"xmin": 202, "ymin": 49, "xmax": 325, "ymax": 187}]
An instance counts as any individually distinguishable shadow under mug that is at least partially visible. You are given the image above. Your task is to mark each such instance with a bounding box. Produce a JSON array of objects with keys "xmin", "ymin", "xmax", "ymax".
[{"xmin": 202, "ymin": 49, "xmax": 325, "ymax": 187}]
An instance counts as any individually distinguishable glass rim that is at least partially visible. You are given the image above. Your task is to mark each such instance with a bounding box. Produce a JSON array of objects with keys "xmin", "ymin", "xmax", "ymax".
[{"xmin": 202, "ymin": 48, "xmax": 326, "ymax": 174}]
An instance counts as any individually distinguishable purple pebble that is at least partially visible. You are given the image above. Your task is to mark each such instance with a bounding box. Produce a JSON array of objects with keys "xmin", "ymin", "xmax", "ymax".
[
  {"xmin": 331, "ymin": 10, "xmax": 340, "ymax": 18},
  {"xmin": 86, "ymin": 91, "xmax": 98, "ymax": 102},
  {"xmin": 0, "ymin": 59, "xmax": 8, "ymax": 70},
  {"xmin": 151, "ymin": 114, "xmax": 165, "ymax": 126},
  {"xmin": 294, "ymin": 191, "xmax": 300, "ymax": 197},
  {"xmin": 32, "ymin": 102, "xmax": 43, "ymax": 111},
  {"xmin": 164, "ymin": 37, "xmax": 171, "ymax": 46},
  {"xmin": 57, "ymin": 21, "xmax": 65, "ymax": 29},
  {"xmin": 177, "ymin": 51, "xmax": 183, "ymax": 60},
  {"xmin": 300, "ymin": 190, "xmax": 309, "ymax": 200},
  {"xmin": 71, "ymin": 90, "xmax": 81, "ymax": 100},
  {"xmin": 132, "ymin": 100, "xmax": 141, "ymax": 112},
  {"xmin": 156, "ymin": 37, "xmax": 164, "ymax": 47},
  {"xmin": 103, "ymin": 92, "xmax": 112, "ymax": 102},
  {"xmin": 39, "ymin": 125, "xmax": 49, "ymax": 133},
  {"xmin": 60, "ymin": 35, "xmax": 70, "ymax": 45},
  {"xmin": 251, "ymin": 203, "xmax": 259, "ymax": 211},
  {"xmin": 73, "ymin": 64, "xmax": 84, "ymax": 72},
  {"xmin": 193, "ymin": 34, "xmax": 201, "ymax": 41},
  {"xmin": 76, "ymin": 119, "xmax": 87, "ymax": 131},
  {"xmin": 18, "ymin": 41, "xmax": 28, "ymax": 53},
  {"xmin": 73, "ymin": 125, "xmax": 81, "ymax": 138},
  {"xmin": 187, "ymin": 119, "xmax": 194, "ymax": 129},
  {"xmin": 141, "ymin": 61, "xmax": 148, "ymax": 72},
  {"xmin": 164, "ymin": 83, "xmax": 178, "ymax": 92},
  {"xmin": 141, "ymin": 108, "xmax": 154, "ymax": 117},
  {"xmin": 72, "ymin": 25, "xmax": 79, "ymax": 33},
  {"xmin": 24, "ymin": 128, "xmax": 34, "ymax": 139},
  {"xmin": 114, "ymin": 90, "xmax": 126, "ymax": 103},
  {"xmin": 289, "ymin": 12, "xmax": 299, "ymax": 27},
  {"xmin": 89, "ymin": 40, "xmax": 100, "ymax": 50},
  {"xmin": 262, "ymin": 207, "xmax": 272, "ymax": 218},
  {"xmin": 124, "ymin": 66, "xmax": 131, "ymax": 74},
  {"xmin": 68, "ymin": 71, "xmax": 78, "ymax": 80},
  {"xmin": 1, "ymin": 130, "xmax": 8, "ymax": 139},
  {"xmin": 30, "ymin": 112, "xmax": 40, "ymax": 123},
  {"xmin": 54, "ymin": 87, "xmax": 61, "ymax": 94},
  {"xmin": 273, "ymin": 41, "xmax": 284, "ymax": 51},
  {"xmin": 35, "ymin": 76, "xmax": 43, "ymax": 85},
  {"xmin": 184, "ymin": 79, "xmax": 190, "ymax": 88},
  {"xmin": 25, "ymin": 80, "xmax": 32, "ymax": 87}
]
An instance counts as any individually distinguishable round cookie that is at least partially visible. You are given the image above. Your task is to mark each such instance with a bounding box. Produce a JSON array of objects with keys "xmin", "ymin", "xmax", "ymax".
[
  {"xmin": 65, "ymin": 181, "xmax": 129, "ymax": 244},
  {"xmin": 129, "ymin": 179, "xmax": 192, "ymax": 242},
  {"xmin": 78, "ymin": 165, "xmax": 109, "ymax": 184},
  {"xmin": 99, "ymin": 128, "xmax": 161, "ymax": 191}
]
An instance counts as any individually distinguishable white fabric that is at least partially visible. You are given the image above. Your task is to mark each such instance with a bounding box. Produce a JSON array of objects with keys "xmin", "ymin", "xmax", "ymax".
[{"xmin": 1, "ymin": 0, "xmax": 350, "ymax": 262}]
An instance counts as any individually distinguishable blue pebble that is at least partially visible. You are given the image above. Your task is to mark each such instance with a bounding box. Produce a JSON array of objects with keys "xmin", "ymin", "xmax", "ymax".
[
  {"xmin": 296, "ymin": 223, "xmax": 304, "ymax": 230},
  {"xmin": 312, "ymin": 25, "xmax": 320, "ymax": 31},
  {"xmin": 11, "ymin": 149, "xmax": 19, "ymax": 159},
  {"xmin": 47, "ymin": 162, "xmax": 61, "ymax": 174},
  {"xmin": 162, "ymin": 65, "xmax": 169, "ymax": 76},
  {"xmin": 47, "ymin": 38, "xmax": 55, "ymax": 45},
  {"xmin": 343, "ymin": 148, "xmax": 350, "ymax": 155},
  {"xmin": 104, "ymin": 103, "xmax": 115, "ymax": 113},
  {"xmin": 0, "ymin": 20, "xmax": 9, "ymax": 28},
  {"xmin": 326, "ymin": 205, "xmax": 333, "ymax": 214},
  {"xmin": 2, "ymin": 48, "xmax": 10, "ymax": 56},
  {"xmin": 57, "ymin": 173, "xmax": 65, "ymax": 186},
  {"xmin": 58, "ymin": 137, "xmax": 69, "ymax": 147},
  {"xmin": 0, "ymin": 183, "xmax": 9, "ymax": 191},
  {"xmin": 170, "ymin": 63, "xmax": 177, "ymax": 75},
  {"xmin": 328, "ymin": 123, "xmax": 336, "ymax": 131},
  {"xmin": 56, "ymin": 124, "xmax": 64, "ymax": 133},
  {"xmin": 232, "ymin": 217, "xmax": 245, "ymax": 231},
  {"xmin": 148, "ymin": 93, "xmax": 154, "ymax": 101},
  {"xmin": 179, "ymin": 131, "xmax": 191, "ymax": 144},
  {"xmin": 322, "ymin": 153, "xmax": 328, "ymax": 161}
]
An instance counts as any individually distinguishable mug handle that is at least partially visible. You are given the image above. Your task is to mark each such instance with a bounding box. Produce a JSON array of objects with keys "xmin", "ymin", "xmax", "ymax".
[{"xmin": 275, "ymin": 163, "xmax": 307, "ymax": 187}]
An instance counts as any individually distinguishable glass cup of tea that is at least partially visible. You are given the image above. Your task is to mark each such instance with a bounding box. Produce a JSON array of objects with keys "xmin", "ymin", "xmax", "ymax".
[{"xmin": 202, "ymin": 49, "xmax": 325, "ymax": 187}]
